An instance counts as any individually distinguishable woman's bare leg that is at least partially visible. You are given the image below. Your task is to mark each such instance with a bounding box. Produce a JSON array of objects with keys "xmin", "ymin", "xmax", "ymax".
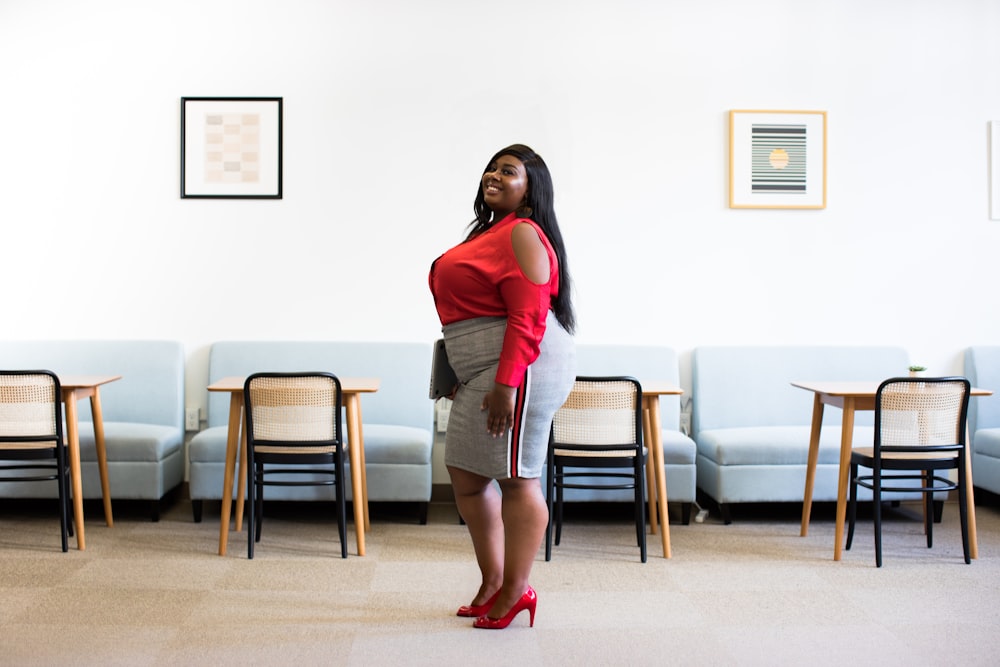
[
  {"xmin": 490, "ymin": 476, "xmax": 547, "ymax": 617},
  {"xmin": 449, "ymin": 465, "xmax": 504, "ymax": 604}
]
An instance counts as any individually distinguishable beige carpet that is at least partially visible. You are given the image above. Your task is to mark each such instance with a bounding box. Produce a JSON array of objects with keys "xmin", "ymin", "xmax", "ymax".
[{"xmin": 1, "ymin": 495, "xmax": 999, "ymax": 666}]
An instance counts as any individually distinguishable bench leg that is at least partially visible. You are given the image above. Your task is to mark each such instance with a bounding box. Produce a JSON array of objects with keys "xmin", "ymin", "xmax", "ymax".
[{"xmin": 417, "ymin": 501, "xmax": 429, "ymax": 525}]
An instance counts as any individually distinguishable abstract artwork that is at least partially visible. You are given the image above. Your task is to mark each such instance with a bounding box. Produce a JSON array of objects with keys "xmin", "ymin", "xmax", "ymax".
[
  {"xmin": 181, "ymin": 97, "xmax": 282, "ymax": 199},
  {"xmin": 729, "ymin": 110, "xmax": 826, "ymax": 209}
]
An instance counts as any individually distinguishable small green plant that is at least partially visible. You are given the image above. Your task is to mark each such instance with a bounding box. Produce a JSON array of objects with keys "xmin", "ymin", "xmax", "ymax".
[{"xmin": 908, "ymin": 365, "xmax": 927, "ymax": 372}]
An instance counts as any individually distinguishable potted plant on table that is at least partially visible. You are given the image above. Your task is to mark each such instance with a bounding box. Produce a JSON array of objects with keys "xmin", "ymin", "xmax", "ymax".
[{"xmin": 908, "ymin": 365, "xmax": 927, "ymax": 378}]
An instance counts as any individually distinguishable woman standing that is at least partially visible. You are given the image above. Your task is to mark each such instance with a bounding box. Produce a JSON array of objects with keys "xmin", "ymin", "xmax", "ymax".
[{"xmin": 429, "ymin": 144, "xmax": 577, "ymax": 630}]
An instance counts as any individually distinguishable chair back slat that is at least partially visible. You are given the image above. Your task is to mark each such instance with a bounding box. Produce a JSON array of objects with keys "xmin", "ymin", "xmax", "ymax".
[
  {"xmin": 0, "ymin": 372, "xmax": 59, "ymax": 440},
  {"xmin": 553, "ymin": 379, "xmax": 640, "ymax": 448},
  {"xmin": 246, "ymin": 374, "xmax": 341, "ymax": 445},
  {"xmin": 876, "ymin": 378, "xmax": 969, "ymax": 452}
]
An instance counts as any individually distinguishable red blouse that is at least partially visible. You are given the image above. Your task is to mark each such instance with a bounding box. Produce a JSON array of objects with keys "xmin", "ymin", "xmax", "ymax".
[{"xmin": 429, "ymin": 212, "xmax": 559, "ymax": 387}]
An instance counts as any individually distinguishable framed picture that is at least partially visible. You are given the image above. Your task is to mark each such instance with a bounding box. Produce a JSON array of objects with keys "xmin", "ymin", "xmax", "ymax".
[
  {"xmin": 181, "ymin": 97, "xmax": 282, "ymax": 199},
  {"xmin": 729, "ymin": 110, "xmax": 826, "ymax": 209}
]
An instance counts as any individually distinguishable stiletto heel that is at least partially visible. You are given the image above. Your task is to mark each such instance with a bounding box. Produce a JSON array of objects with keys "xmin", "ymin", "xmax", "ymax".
[
  {"xmin": 473, "ymin": 587, "xmax": 537, "ymax": 629},
  {"xmin": 456, "ymin": 589, "xmax": 500, "ymax": 617}
]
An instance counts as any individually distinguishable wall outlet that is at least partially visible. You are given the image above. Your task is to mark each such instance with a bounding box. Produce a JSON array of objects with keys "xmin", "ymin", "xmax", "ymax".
[
  {"xmin": 679, "ymin": 412, "xmax": 692, "ymax": 436},
  {"xmin": 185, "ymin": 407, "xmax": 200, "ymax": 431},
  {"xmin": 435, "ymin": 398, "xmax": 452, "ymax": 433}
]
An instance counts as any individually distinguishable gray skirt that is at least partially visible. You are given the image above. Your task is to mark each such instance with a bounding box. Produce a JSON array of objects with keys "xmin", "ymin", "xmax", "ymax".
[{"xmin": 442, "ymin": 312, "xmax": 576, "ymax": 479}]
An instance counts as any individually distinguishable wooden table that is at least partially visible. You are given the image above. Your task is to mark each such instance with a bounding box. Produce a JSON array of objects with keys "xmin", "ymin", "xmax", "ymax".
[
  {"xmin": 208, "ymin": 376, "xmax": 380, "ymax": 557},
  {"xmin": 60, "ymin": 374, "xmax": 120, "ymax": 550},
  {"xmin": 639, "ymin": 381, "xmax": 684, "ymax": 559},
  {"xmin": 792, "ymin": 381, "xmax": 992, "ymax": 561}
]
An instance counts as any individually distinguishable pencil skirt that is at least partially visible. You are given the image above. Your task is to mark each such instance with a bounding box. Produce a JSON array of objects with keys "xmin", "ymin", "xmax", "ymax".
[{"xmin": 442, "ymin": 313, "xmax": 576, "ymax": 479}]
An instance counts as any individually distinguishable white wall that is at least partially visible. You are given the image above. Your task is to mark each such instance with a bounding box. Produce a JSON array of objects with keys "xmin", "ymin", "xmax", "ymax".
[{"xmin": 3, "ymin": 0, "xmax": 999, "ymax": 421}]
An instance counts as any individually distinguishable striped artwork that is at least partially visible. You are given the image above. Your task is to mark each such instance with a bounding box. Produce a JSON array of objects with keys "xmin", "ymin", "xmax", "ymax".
[
  {"xmin": 204, "ymin": 113, "xmax": 260, "ymax": 184},
  {"xmin": 750, "ymin": 123, "xmax": 806, "ymax": 193}
]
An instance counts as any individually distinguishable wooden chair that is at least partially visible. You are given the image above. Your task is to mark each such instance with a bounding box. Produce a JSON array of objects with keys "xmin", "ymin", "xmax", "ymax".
[
  {"xmin": 244, "ymin": 372, "xmax": 347, "ymax": 558},
  {"xmin": 0, "ymin": 370, "xmax": 70, "ymax": 551},
  {"xmin": 545, "ymin": 377, "xmax": 646, "ymax": 562},
  {"xmin": 846, "ymin": 376, "xmax": 971, "ymax": 567}
]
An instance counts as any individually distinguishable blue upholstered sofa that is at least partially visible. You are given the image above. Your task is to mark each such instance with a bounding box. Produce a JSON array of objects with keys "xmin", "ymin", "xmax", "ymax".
[
  {"xmin": 0, "ymin": 340, "xmax": 185, "ymax": 520},
  {"xmin": 964, "ymin": 346, "xmax": 1000, "ymax": 496},
  {"xmin": 691, "ymin": 345, "xmax": 911, "ymax": 522},
  {"xmin": 554, "ymin": 344, "xmax": 698, "ymax": 523},
  {"xmin": 187, "ymin": 341, "xmax": 434, "ymax": 523}
]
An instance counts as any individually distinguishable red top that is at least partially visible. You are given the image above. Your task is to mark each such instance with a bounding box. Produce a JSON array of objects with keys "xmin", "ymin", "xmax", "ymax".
[{"xmin": 430, "ymin": 212, "xmax": 559, "ymax": 387}]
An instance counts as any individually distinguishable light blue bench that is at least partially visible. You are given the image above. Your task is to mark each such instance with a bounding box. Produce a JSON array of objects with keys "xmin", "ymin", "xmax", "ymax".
[
  {"xmin": 188, "ymin": 341, "xmax": 434, "ymax": 523},
  {"xmin": 691, "ymin": 345, "xmax": 911, "ymax": 523},
  {"xmin": 556, "ymin": 344, "xmax": 698, "ymax": 523},
  {"xmin": 964, "ymin": 346, "xmax": 1000, "ymax": 496},
  {"xmin": 0, "ymin": 340, "xmax": 185, "ymax": 520}
]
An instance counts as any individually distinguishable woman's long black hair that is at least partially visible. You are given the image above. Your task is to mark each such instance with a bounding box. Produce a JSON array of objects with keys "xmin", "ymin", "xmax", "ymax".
[{"xmin": 467, "ymin": 144, "xmax": 576, "ymax": 334}]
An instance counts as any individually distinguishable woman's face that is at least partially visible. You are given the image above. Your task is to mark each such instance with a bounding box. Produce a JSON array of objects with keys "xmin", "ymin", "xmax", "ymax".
[{"xmin": 482, "ymin": 155, "xmax": 528, "ymax": 218}]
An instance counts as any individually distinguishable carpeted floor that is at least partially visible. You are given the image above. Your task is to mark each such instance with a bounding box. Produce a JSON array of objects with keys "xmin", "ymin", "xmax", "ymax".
[{"xmin": 1, "ymin": 495, "xmax": 999, "ymax": 666}]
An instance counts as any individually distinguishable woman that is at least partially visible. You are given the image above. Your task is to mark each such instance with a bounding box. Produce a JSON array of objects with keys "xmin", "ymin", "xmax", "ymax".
[{"xmin": 429, "ymin": 144, "xmax": 576, "ymax": 630}]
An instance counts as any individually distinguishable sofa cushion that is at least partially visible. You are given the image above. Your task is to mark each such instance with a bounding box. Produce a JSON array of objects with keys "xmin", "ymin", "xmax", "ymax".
[
  {"xmin": 189, "ymin": 424, "xmax": 431, "ymax": 466},
  {"xmin": 77, "ymin": 422, "xmax": 184, "ymax": 463},
  {"xmin": 973, "ymin": 428, "xmax": 1000, "ymax": 459},
  {"xmin": 696, "ymin": 426, "xmax": 876, "ymax": 466}
]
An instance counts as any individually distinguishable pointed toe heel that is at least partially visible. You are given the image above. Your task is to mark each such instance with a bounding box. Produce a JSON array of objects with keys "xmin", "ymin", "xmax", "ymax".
[
  {"xmin": 456, "ymin": 589, "xmax": 501, "ymax": 618},
  {"xmin": 473, "ymin": 587, "xmax": 537, "ymax": 630}
]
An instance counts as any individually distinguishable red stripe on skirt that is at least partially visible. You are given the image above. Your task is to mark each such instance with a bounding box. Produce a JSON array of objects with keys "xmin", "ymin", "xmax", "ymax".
[{"xmin": 508, "ymin": 369, "xmax": 530, "ymax": 478}]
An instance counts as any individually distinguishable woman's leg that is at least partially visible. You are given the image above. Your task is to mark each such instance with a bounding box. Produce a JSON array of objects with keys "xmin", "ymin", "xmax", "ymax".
[
  {"xmin": 449, "ymin": 465, "xmax": 504, "ymax": 604},
  {"xmin": 490, "ymin": 476, "xmax": 547, "ymax": 616}
]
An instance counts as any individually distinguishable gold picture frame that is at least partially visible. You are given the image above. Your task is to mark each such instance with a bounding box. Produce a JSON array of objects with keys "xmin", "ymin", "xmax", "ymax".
[{"xmin": 729, "ymin": 110, "xmax": 827, "ymax": 209}]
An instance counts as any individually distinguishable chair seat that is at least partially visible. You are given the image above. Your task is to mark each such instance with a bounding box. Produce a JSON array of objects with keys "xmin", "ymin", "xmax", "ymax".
[
  {"xmin": 0, "ymin": 442, "xmax": 58, "ymax": 451},
  {"xmin": 852, "ymin": 447, "xmax": 959, "ymax": 464},
  {"xmin": 553, "ymin": 447, "xmax": 643, "ymax": 459},
  {"xmin": 254, "ymin": 445, "xmax": 338, "ymax": 455}
]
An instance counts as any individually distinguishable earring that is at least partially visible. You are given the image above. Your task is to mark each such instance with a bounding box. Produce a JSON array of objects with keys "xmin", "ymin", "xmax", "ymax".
[{"xmin": 516, "ymin": 204, "xmax": 533, "ymax": 218}]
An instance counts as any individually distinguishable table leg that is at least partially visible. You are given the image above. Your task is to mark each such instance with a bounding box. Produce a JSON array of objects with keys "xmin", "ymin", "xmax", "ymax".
[
  {"xmin": 235, "ymin": 425, "xmax": 247, "ymax": 533},
  {"xmin": 964, "ymin": 425, "xmax": 978, "ymax": 559},
  {"xmin": 800, "ymin": 394, "xmax": 824, "ymax": 537},
  {"xmin": 642, "ymin": 407, "xmax": 658, "ymax": 535},
  {"xmin": 645, "ymin": 396, "xmax": 671, "ymax": 559},
  {"xmin": 833, "ymin": 398, "xmax": 856, "ymax": 561},
  {"xmin": 89, "ymin": 390, "xmax": 114, "ymax": 527},
  {"xmin": 63, "ymin": 390, "xmax": 86, "ymax": 550},
  {"xmin": 344, "ymin": 393, "xmax": 366, "ymax": 556},
  {"xmin": 218, "ymin": 393, "xmax": 243, "ymax": 557}
]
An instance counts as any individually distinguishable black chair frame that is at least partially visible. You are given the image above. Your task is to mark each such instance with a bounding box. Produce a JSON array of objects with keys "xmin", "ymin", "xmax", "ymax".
[
  {"xmin": 0, "ymin": 370, "xmax": 71, "ymax": 552},
  {"xmin": 545, "ymin": 376, "xmax": 647, "ymax": 563},
  {"xmin": 244, "ymin": 372, "xmax": 348, "ymax": 559},
  {"xmin": 846, "ymin": 376, "xmax": 971, "ymax": 567}
]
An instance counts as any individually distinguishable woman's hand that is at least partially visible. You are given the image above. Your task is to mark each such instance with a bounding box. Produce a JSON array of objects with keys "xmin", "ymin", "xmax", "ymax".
[{"xmin": 482, "ymin": 382, "xmax": 516, "ymax": 438}]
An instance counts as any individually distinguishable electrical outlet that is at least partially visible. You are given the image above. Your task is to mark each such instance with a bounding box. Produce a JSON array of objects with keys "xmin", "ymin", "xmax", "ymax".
[
  {"xmin": 679, "ymin": 412, "xmax": 692, "ymax": 436},
  {"xmin": 185, "ymin": 407, "xmax": 200, "ymax": 431}
]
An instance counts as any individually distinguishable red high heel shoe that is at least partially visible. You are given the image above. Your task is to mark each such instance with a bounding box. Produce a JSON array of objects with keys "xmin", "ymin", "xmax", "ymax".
[
  {"xmin": 456, "ymin": 589, "xmax": 500, "ymax": 617},
  {"xmin": 473, "ymin": 587, "xmax": 536, "ymax": 629}
]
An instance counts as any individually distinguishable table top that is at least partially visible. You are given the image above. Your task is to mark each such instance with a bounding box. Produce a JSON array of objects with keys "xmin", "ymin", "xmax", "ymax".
[
  {"xmin": 208, "ymin": 376, "xmax": 381, "ymax": 393},
  {"xmin": 637, "ymin": 380, "xmax": 684, "ymax": 396},
  {"xmin": 59, "ymin": 374, "xmax": 122, "ymax": 389},
  {"xmin": 791, "ymin": 380, "xmax": 992, "ymax": 397}
]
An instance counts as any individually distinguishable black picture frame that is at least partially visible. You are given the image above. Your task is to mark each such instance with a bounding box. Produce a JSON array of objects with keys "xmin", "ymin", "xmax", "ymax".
[{"xmin": 181, "ymin": 97, "xmax": 283, "ymax": 199}]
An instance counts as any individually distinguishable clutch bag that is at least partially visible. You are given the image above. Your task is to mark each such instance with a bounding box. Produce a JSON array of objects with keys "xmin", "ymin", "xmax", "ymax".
[{"xmin": 429, "ymin": 338, "xmax": 458, "ymax": 399}]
